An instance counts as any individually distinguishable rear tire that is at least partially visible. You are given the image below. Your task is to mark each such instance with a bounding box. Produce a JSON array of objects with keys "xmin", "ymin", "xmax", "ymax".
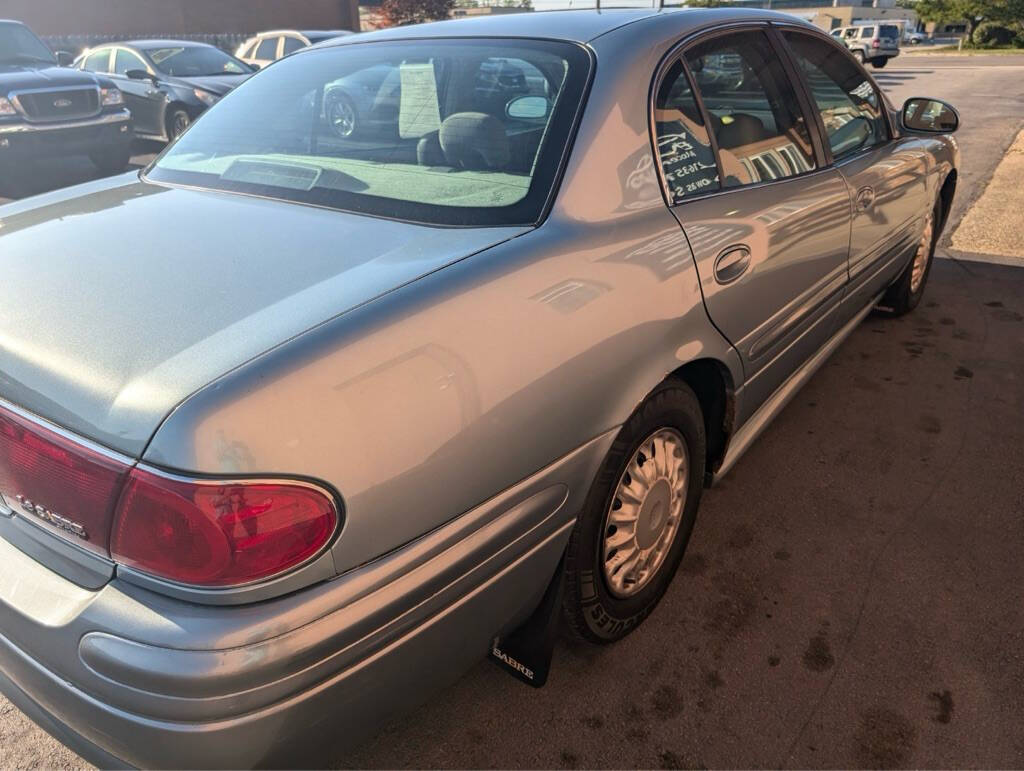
[
  {"xmin": 882, "ymin": 200, "xmax": 941, "ymax": 316},
  {"xmin": 562, "ymin": 380, "xmax": 706, "ymax": 644}
]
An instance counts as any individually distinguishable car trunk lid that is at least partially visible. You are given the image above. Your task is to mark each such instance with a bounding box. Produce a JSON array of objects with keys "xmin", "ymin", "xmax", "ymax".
[{"xmin": 0, "ymin": 174, "xmax": 527, "ymax": 563}]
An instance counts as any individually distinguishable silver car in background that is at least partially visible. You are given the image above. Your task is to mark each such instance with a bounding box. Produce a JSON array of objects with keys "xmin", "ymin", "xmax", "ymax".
[{"xmin": 0, "ymin": 7, "xmax": 958, "ymax": 768}]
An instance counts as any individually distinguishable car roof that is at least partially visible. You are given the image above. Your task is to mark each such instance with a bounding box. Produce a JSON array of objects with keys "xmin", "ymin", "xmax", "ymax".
[
  {"xmin": 317, "ymin": 7, "xmax": 808, "ymax": 47},
  {"xmin": 118, "ymin": 39, "xmax": 216, "ymax": 50}
]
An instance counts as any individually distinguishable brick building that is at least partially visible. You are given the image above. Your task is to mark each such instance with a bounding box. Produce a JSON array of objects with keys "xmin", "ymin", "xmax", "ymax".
[{"xmin": 2, "ymin": 0, "xmax": 360, "ymax": 36}]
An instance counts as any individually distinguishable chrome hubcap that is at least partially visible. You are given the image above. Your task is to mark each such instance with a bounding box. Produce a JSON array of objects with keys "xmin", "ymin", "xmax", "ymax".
[
  {"xmin": 329, "ymin": 99, "xmax": 356, "ymax": 138},
  {"xmin": 910, "ymin": 211, "xmax": 934, "ymax": 293},
  {"xmin": 602, "ymin": 428, "xmax": 688, "ymax": 598}
]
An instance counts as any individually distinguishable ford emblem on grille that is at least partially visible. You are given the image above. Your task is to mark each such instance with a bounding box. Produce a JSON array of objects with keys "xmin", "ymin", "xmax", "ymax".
[{"xmin": 53, "ymin": 98, "xmax": 73, "ymax": 108}]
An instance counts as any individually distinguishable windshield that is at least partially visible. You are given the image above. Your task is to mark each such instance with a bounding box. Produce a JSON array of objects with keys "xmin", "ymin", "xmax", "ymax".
[
  {"xmin": 0, "ymin": 23, "xmax": 56, "ymax": 65},
  {"xmin": 149, "ymin": 39, "xmax": 591, "ymax": 227},
  {"xmin": 148, "ymin": 46, "xmax": 252, "ymax": 77}
]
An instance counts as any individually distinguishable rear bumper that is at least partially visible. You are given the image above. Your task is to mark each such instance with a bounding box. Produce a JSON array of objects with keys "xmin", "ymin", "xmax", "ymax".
[
  {"xmin": 0, "ymin": 110, "xmax": 132, "ymax": 161},
  {"xmin": 0, "ymin": 430, "xmax": 614, "ymax": 768}
]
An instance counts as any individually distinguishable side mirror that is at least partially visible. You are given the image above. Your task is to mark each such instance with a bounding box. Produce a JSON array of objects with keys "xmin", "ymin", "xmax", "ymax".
[
  {"xmin": 249, "ymin": 62, "xmax": 261, "ymax": 71},
  {"xmin": 902, "ymin": 97, "xmax": 959, "ymax": 134},
  {"xmin": 506, "ymin": 95, "xmax": 551, "ymax": 120},
  {"xmin": 55, "ymin": 50, "xmax": 75, "ymax": 67},
  {"xmin": 126, "ymin": 69, "xmax": 156, "ymax": 83}
]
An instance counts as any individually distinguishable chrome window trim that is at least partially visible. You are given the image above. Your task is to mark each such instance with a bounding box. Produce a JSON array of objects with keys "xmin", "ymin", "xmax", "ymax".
[{"xmin": 647, "ymin": 21, "xmax": 827, "ymax": 209}]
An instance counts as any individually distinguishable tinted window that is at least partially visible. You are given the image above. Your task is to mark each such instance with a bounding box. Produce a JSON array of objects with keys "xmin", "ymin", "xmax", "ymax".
[
  {"xmin": 860, "ymin": 27, "xmax": 874, "ymax": 39},
  {"xmin": 0, "ymin": 23, "xmax": 55, "ymax": 65},
  {"xmin": 83, "ymin": 49, "xmax": 110, "ymax": 73},
  {"xmin": 282, "ymin": 37, "xmax": 305, "ymax": 55},
  {"xmin": 149, "ymin": 45, "xmax": 251, "ymax": 76},
  {"xmin": 783, "ymin": 32, "xmax": 888, "ymax": 159},
  {"xmin": 686, "ymin": 31, "xmax": 816, "ymax": 188},
  {"xmin": 255, "ymin": 37, "xmax": 279, "ymax": 60},
  {"xmin": 149, "ymin": 39, "xmax": 591, "ymax": 227},
  {"xmin": 879, "ymin": 25, "xmax": 900, "ymax": 39},
  {"xmin": 654, "ymin": 59, "xmax": 720, "ymax": 203},
  {"xmin": 239, "ymin": 40, "xmax": 257, "ymax": 59},
  {"xmin": 114, "ymin": 49, "xmax": 147, "ymax": 76}
]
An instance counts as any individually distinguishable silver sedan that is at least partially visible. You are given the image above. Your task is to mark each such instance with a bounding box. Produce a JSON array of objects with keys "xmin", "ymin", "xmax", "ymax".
[{"xmin": 0, "ymin": 7, "xmax": 958, "ymax": 768}]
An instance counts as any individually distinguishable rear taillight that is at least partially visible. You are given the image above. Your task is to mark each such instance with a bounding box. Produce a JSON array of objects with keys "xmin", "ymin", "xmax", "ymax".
[
  {"xmin": 872, "ymin": 38, "xmax": 881, "ymax": 48},
  {"xmin": 0, "ymin": 405, "xmax": 129, "ymax": 555},
  {"xmin": 110, "ymin": 468, "xmax": 338, "ymax": 587}
]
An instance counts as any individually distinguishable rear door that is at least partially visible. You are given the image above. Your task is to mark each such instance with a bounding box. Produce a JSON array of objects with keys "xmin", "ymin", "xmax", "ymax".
[
  {"xmin": 779, "ymin": 28, "xmax": 928, "ymax": 316},
  {"xmin": 653, "ymin": 27, "xmax": 852, "ymax": 415}
]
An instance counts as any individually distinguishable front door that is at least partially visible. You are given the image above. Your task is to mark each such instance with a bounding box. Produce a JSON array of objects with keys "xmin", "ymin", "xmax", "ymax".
[
  {"xmin": 110, "ymin": 48, "xmax": 163, "ymax": 137},
  {"xmin": 780, "ymin": 29, "xmax": 930, "ymax": 315},
  {"xmin": 653, "ymin": 28, "xmax": 852, "ymax": 417}
]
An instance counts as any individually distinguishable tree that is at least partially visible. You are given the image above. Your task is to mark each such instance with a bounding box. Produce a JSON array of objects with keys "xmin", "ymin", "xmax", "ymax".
[
  {"xmin": 380, "ymin": 0, "xmax": 455, "ymax": 26},
  {"xmin": 912, "ymin": 0, "xmax": 1024, "ymax": 40}
]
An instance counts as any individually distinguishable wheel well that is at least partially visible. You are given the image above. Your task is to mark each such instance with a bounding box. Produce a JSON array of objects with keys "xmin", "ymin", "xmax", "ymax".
[
  {"xmin": 667, "ymin": 359, "xmax": 735, "ymax": 482},
  {"xmin": 938, "ymin": 170, "xmax": 957, "ymax": 233}
]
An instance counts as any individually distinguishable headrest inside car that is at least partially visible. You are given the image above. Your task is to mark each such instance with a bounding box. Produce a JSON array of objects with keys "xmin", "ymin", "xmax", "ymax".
[{"xmin": 439, "ymin": 112, "xmax": 511, "ymax": 171}]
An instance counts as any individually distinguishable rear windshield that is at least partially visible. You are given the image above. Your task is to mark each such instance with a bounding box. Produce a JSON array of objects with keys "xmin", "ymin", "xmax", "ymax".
[
  {"xmin": 147, "ymin": 38, "xmax": 591, "ymax": 227},
  {"xmin": 879, "ymin": 25, "xmax": 901, "ymax": 39}
]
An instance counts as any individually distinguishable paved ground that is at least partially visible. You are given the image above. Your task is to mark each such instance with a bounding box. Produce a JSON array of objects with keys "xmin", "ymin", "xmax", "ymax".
[{"xmin": 1, "ymin": 55, "xmax": 1023, "ymax": 769}]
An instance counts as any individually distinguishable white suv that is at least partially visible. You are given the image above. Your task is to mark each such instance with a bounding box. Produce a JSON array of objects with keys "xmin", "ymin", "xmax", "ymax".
[{"xmin": 832, "ymin": 24, "xmax": 902, "ymax": 68}]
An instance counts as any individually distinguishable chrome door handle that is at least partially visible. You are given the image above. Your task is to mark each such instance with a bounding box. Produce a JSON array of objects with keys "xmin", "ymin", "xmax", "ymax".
[
  {"xmin": 855, "ymin": 186, "xmax": 875, "ymax": 211},
  {"xmin": 713, "ymin": 245, "xmax": 752, "ymax": 285}
]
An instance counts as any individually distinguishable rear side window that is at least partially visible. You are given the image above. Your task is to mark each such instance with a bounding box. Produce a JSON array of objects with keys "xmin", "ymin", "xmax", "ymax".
[
  {"xmin": 860, "ymin": 27, "xmax": 874, "ymax": 39},
  {"xmin": 653, "ymin": 59, "xmax": 721, "ymax": 203},
  {"xmin": 782, "ymin": 31, "xmax": 888, "ymax": 159},
  {"xmin": 685, "ymin": 31, "xmax": 817, "ymax": 188},
  {"xmin": 149, "ymin": 39, "xmax": 592, "ymax": 227}
]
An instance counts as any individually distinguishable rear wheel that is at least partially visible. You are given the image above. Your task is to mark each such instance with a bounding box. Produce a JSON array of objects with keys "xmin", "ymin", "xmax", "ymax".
[
  {"xmin": 882, "ymin": 200, "xmax": 940, "ymax": 316},
  {"xmin": 562, "ymin": 380, "xmax": 706, "ymax": 644}
]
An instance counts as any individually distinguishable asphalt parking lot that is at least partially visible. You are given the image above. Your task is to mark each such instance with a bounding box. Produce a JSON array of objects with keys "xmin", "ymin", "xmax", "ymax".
[{"xmin": 1, "ymin": 55, "xmax": 1023, "ymax": 769}]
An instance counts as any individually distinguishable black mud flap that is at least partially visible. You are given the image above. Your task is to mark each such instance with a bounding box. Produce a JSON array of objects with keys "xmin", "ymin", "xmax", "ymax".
[{"xmin": 489, "ymin": 554, "xmax": 565, "ymax": 688}]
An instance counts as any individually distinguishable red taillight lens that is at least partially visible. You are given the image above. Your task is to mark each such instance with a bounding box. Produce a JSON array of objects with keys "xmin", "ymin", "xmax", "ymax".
[
  {"xmin": 111, "ymin": 468, "xmax": 338, "ymax": 587},
  {"xmin": 872, "ymin": 39, "xmax": 881, "ymax": 48},
  {"xmin": 0, "ymin": 405, "xmax": 129, "ymax": 555}
]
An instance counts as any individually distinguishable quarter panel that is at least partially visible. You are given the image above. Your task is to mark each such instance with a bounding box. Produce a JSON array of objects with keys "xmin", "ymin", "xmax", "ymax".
[{"xmin": 145, "ymin": 210, "xmax": 737, "ymax": 574}]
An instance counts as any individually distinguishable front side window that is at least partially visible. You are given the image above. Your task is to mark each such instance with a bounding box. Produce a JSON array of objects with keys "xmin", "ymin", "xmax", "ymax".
[
  {"xmin": 782, "ymin": 31, "xmax": 888, "ymax": 160},
  {"xmin": 148, "ymin": 39, "xmax": 591, "ymax": 227},
  {"xmin": 685, "ymin": 31, "xmax": 817, "ymax": 188},
  {"xmin": 114, "ymin": 49, "xmax": 147, "ymax": 76},
  {"xmin": 149, "ymin": 46, "xmax": 251, "ymax": 76},
  {"xmin": 653, "ymin": 59, "xmax": 720, "ymax": 203},
  {"xmin": 283, "ymin": 37, "xmax": 305, "ymax": 56}
]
